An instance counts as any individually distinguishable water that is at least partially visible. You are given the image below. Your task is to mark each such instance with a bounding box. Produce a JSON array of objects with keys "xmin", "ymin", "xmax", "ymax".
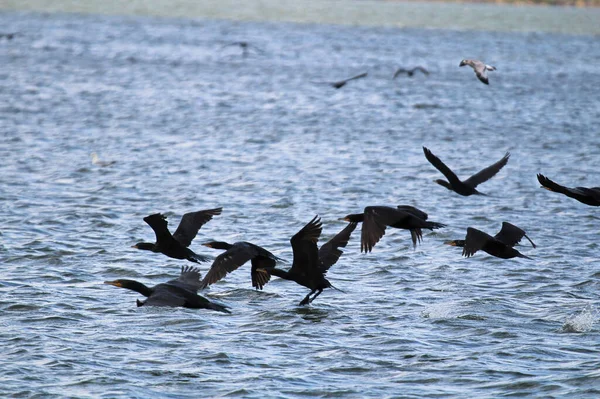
[{"xmin": 1, "ymin": 7, "xmax": 600, "ymax": 398}]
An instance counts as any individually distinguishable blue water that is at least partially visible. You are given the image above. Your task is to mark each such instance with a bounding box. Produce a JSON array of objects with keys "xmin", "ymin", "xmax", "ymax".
[{"xmin": 1, "ymin": 10, "xmax": 600, "ymax": 398}]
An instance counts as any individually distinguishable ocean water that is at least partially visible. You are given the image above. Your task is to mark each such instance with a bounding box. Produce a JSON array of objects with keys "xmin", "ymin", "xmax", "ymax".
[{"xmin": 1, "ymin": 7, "xmax": 600, "ymax": 398}]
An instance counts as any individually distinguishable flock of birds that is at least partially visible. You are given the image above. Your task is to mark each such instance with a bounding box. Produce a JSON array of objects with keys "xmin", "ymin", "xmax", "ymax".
[{"xmin": 104, "ymin": 147, "xmax": 600, "ymax": 313}]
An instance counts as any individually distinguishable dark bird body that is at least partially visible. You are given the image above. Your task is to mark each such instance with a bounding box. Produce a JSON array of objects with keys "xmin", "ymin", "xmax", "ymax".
[
  {"xmin": 341, "ymin": 205, "xmax": 445, "ymax": 252},
  {"xmin": 104, "ymin": 266, "xmax": 230, "ymax": 312},
  {"xmin": 537, "ymin": 174, "xmax": 600, "ymax": 206},
  {"xmin": 446, "ymin": 222, "xmax": 536, "ymax": 259},
  {"xmin": 199, "ymin": 241, "xmax": 282, "ymax": 290},
  {"xmin": 423, "ymin": 147, "xmax": 510, "ymax": 196},
  {"xmin": 133, "ymin": 208, "xmax": 222, "ymax": 263},
  {"xmin": 258, "ymin": 216, "xmax": 357, "ymax": 305},
  {"xmin": 393, "ymin": 66, "xmax": 429, "ymax": 79}
]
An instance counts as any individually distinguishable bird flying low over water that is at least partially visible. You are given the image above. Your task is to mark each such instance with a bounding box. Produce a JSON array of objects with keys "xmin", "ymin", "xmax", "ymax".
[
  {"xmin": 132, "ymin": 208, "xmax": 222, "ymax": 263},
  {"xmin": 198, "ymin": 240, "xmax": 283, "ymax": 290},
  {"xmin": 257, "ymin": 216, "xmax": 357, "ymax": 305},
  {"xmin": 221, "ymin": 41, "xmax": 264, "ymax": 58},
  {"xmin": 537, "ymin": 174, "xmax": 600, "ymax": 206},
  {"xmin": 423, "ymin": 147, "xmax": 510, "ymax": 196},
  {"xmin": 393, "ymin": 66, "xmax": 429, "ymax": 79},
  {"xmin": 445, "ymin": 222, "xmax": 536, "ymax": 259},
  {"xmin": 326, "ymin": 72, "xmax": 368, "ymax": 89},
  {"xmin": 341, "ymin": 205, "xmax": 445, "ymax": 252},
  {"xmin": 459, "ymin": 59, "xmax": 496, "ymax": 85},
  {"xmin": 104, "ymin": 266, "xmax": 230, "ymax": 312}
]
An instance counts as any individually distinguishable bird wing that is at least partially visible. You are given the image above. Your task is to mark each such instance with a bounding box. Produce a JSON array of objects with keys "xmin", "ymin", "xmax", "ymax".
[
  {"xmin": 538, "ymin": 174, "xmax": 600, "ymax": 205},
  {"xmin": 422, "ymin": 147, "xmax": 462, "ymax": 186},
  {"xmin": 143, "ymin": 213, "xmax": 174, "ymax": 244},
  {"xmin": 393, "ymin": 68, "xmax": 408, "ymax": 79},
  {"xmin": 318, "ymin": 222, "xmax": 357, "ymax": 273},
  {"xmin": 463, "ymin": 152, "xmax": 510, "ymax": 188},
  {"xmin": 361, "ymin": 207, "xmax": 394, "ymax": 253},
  {"xmin": 396, "ymin": 205, "xmax": 428, "ymax": 221},
  {"xmin": 198, "ymin": 242, "xmax": 257, "ymax": 289},
  {"xmin": 250, "ymin": 256, "xmax": 275, "ymax": 290},
  {"xmin": 166, "ymin": 265, "xmax": 203, "ymax": 292},
  {"xmin": 494, "ymin": 222, "xmax": 536, "ymax": 248},
  {"xmin": 143, "ymin": 284, "xmax": 187, "ymax": 307},
  {"xmin": 345, "ymin": 72, "xmax": 368, "ymax": 82},
  {"xmin": 463, "ymin": 227, "xmax": 494, "ymax": 258},
  {"xmin": 414, "ymin": 66, "xmax": 430, "ymax": 75},
  {"xmin": 289, "ymin": 216, "xmax": 322, "ymax": 276},
  {"xmin": 172, "ymin": 208, "xmax": 222, "ymax": 248}
]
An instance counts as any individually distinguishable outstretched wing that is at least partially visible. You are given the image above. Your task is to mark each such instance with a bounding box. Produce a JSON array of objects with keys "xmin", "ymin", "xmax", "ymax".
[
  {"xmin": 345, "ymin": 72, "xmax": 368, "ymax": 82},
  {"xmin": 393, "ymin": 68, "xmax": 408, "ymax": 79},
  {"xmin": 199, "ymin": 242, "xmax": 255, "ymax": 289},
  {"xmin": 414, "ymin": 66, "xmax": 430, "ymax": 75},
  {"xmin": 143, "ymin": 213, "xmax": 173, "ymax": 244},
  {"xmin": 290, "ymin": 216, "xmax": 322, "ymax": 276},
  {"xmin": 396, "ymin": 205, "xmax": 428, "ymax": 221},
  {"xmin": 361, "ymin": 207, "xmax": 392, "ymax": 253},
  {"xmin": 538, "ymin": 174, "xmax": 600, "ymax": 206},
  {"xmin": 462, "ymin": 227, "xmax": 494, "ymax": 258},
  {"xmin": 494, "ymin": 222, "xmax": 536, "ymax": 248},
  {"xmin": 173, "ymin": 208, "xmax": 222, "ymax": 248},
  {"xmin": 423, "ymin": 147, "xmax": 462, "ymax": 186},
  {"xmin": 166, "ymin": 265, "xmax": 203, "ymax": 293},
  {"xmin": 464, "ymin": 152, "xmax": 510, "ymax": 188},
  {"xmin": 319, "ymin": 222, "xmax": 357, "ymax": 273}
]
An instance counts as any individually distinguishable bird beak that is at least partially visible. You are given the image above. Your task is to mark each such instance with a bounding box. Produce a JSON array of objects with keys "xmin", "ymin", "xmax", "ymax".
[
  {"xmin": 338, "ymin": 217, "xmax": 349, "ymax": 221},
  {"xmin": 202, "ymin": 243, "xmax": 213, "ymax": 248},
  {"xmin": 444, "ymin": 241, "xmax": 457, "ymax": 246},
  {"xmin": 131, "ymin": 244, "xmax": 138, "ymax": 248},
  {"xmin": 104, "ymin": 281, "xmax": 122, "ymax": 287}
]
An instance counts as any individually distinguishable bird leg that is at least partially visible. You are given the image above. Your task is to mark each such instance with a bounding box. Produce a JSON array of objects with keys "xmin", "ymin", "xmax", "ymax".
[
  {"xmin": 309, "ymin": 289, "xmax": 324, "ymax": 304},
  {"xmin": 299, "ymin": 290, "xmax": 316, "ymax": 306}
]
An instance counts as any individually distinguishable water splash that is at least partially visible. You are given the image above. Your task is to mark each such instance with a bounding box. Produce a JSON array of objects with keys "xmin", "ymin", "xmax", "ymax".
[{"xmin": 561, "ymin": 304, "xmax": 598, "ymax": 333}]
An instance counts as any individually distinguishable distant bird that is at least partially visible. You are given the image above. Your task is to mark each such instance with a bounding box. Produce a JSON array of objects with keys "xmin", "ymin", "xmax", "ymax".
[
  {"xmin": 393, "ymin": 66, "xmax": 429, "ymax": 79},
  {"xmin": 341, "ymin": 205, "xmax": 445, "ymax": 252},
  {"xmin": 445, "ymin": 222, "xmax": 536, "ymax": 259},
  {"xmin": 423, "ymin": 147, "xmax": 510, "ymax": 196},
  {"xmin": 459, "ymin": 59, "xmax": 496, "ymax": 85},
  {"xmin": 133, "ymin": 208, "xmax": 222, "ymax": 263},
  {"xmin": 91, "ymin": 152, "xmax": 116, "ymax": 167},
  {"xmin": 257, "ymin": 216, "xmax": 357, "ymax": 305},
  {"xmin": 537, "ymin": 174, "xmax": 600, "ymax": 206},
  {"xmin": 327, "ymin": 72, "xmax": 368, "ymax": 89},
  {"xmin": 104, "ymin": 266, "xmax": 230, "ymax": 312},
  {"xmin": 0, "ymin": 33, "xmax": 19, "ymax": 40},
  {"xmin": 221, "ymin": 41, "xmax": 264, "ymax": 58},
  {"xmin": 199, "ymin": 240, "xmax": 283, "ymax": 290}
]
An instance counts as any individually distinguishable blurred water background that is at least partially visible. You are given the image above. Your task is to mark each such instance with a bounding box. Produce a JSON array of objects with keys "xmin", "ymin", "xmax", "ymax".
[{"xmin": 1, "ymin": 1, "xmax": 599, "ymax": 397}]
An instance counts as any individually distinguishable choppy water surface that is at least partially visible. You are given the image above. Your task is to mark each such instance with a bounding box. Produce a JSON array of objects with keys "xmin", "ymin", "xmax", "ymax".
[{"xmin": 1, "ymin": 9, "xmax": 600, "ymax": 398}]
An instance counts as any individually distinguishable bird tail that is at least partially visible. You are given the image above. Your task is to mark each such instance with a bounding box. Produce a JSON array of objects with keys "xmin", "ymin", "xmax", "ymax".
[{"xmin": 518, "ymin": 253, "xmax": 533, "ymax": 260}]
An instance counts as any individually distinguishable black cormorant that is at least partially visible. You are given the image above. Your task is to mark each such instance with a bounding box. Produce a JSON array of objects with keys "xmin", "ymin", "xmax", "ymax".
[
  {"xmin": 199, "ymin": 240, "xmax": 283, "ymax": 290},
  {"xmin": 132, "ymin": 208, "xmax": 222, "ymax": 263},
  {"xmin": 445, "ymin": 222, "xmax": 536, "ymax": 259},
  {"xmin": 258, "ymin": 216, "xmax": 357, "ymax": 305},
  {"xmin": 423, "ymin": 147, "xmax": 510, "ymax": 196},
  {"xmin": 104, "ymin": 266, "xmax": 230, "ymax": 312},
  {"xmin": 341, "ymin": 205, "xmax": 445, "ymax": 252},
  {"xmin": 537, "ymin": 174, "xmax": 600, "ymax": 206}
]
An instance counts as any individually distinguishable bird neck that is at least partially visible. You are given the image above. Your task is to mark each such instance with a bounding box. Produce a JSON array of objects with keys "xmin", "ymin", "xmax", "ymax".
[
  {"xmin": 435, "ymin": 180, "xmax": 453, "ymax": 190},
  {"xmin": 134, "ymin": 242, "xmax": 155, "ymax": 251},
  {"xmin": 344, "ymin": 213, "xmax": 364, "ymax": 223},
  {"xmin": 211, "ymin": 241, "xmax": 234, "ymax": 250},
  {"xmin": 121, "ymin": 280, "xmax": 153, "ymax": 297},
  {"xmin": 265, "ymin": 267, "xmax": 292, "ymax": 281}
]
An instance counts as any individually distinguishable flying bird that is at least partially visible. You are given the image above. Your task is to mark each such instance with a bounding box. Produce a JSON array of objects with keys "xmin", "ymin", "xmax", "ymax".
[
  {"xmin": 221, "ymin": 41, "xmax": 264, "ymax": 58},
  {"xmin": 393, "ymin": 66, "xmax": 429, "ymax": 79},
  {"xmin": 341, "ymin": 205, "xmax": 445, "ymax": 252},
  {"xmin": 445, "ymin": 222, "xmax": 536, "ymax": 259},
  {"xmin": 537, "ymin": 174, "xmax": 600, "ymax": 206},
  {"xmin": 324, "ymin": 72, "xmax": 368, "ymax": 89},
  {"xmin": 104, "ymin": 266, "xmax": 230, "ymax": 312},
  {"xmin": 132, "ymin": 208, "xmax": 222, "ymax": 263},
  {"xmin": 257, "ymin": 216, "xmax": 357, "ymax": 305},
  {"xmin": 423, "ymin": 147, "xmax": 510, "ymax": 196},
  {"xmin": 459, "ymin": 59, "xmax": 496, "ymax": 85},
  {"xmin": 199, "ymin": 241, "xmax": 283, "ymax": 290}
]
